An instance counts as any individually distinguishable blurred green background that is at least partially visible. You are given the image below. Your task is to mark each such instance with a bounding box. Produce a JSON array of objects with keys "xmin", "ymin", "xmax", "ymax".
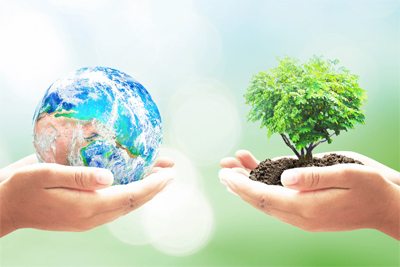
[{"xmin": 0, "ymin": 0, "xmax": 399, "ymax": 266}]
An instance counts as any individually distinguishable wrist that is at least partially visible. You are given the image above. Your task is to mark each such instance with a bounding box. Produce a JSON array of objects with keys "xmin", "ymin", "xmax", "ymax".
[
  {"xmin": 376, "ymin": 184, "xmax": 400, "ymax": 240},
  {"xmin": 0, "ymin": 182, "xmax": 17, "ymax": 237}
]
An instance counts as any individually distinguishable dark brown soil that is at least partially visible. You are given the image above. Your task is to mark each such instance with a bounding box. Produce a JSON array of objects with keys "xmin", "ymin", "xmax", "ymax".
[{"xmin": 249, "ymin": 153, "xmax": 363, "ymax": 186}]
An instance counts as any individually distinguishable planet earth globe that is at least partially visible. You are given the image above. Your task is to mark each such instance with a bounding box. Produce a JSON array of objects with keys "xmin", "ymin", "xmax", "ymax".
[{"xmin": 32, "ymin": 67, "xmax": 162, "ymax": 184}]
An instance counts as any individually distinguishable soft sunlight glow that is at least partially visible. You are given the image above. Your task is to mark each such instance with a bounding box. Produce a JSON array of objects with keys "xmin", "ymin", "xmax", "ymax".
[
  {"xmin": 347, "ymin": 0, "xmax": 399, "ymax": 19},
  {"xmin": 0, "ymin": 10, "xmax": 68, "ymax": 100},
  {"xmin": 143, "ymin": 184, "xmax": 214, "ymax": 256},
  {"xmin": 168, "ymin": 81, "xmax": 241, "ymax": 165},
  {"xmin": 107, "ymin": 207, "xmax": 153, "ymax": 245}
]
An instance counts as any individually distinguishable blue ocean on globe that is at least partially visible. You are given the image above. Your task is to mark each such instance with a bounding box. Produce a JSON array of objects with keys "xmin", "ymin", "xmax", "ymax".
[{"xmin": 32, "ymin": 67, "xmax": 162, "ymax": 184}]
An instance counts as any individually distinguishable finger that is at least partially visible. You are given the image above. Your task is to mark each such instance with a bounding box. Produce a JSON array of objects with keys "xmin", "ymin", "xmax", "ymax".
[
  {"xmin": 323, "ymin": 151, "xmax": 400, "ymax": 185},
  {"xmin": 87, "ymin": 205, "xmax": 130, "ymax": 229},
  {"xmin": 25, "ymin": 164, "xmax": 114, "ymax": 190},
  {"xmin": 93, "ymin": 168, "xmax": 175, "ymax": 212},
  {"xmin": 220, "ymin": 170, "xmax": 306, "ymax": 226},
  {"xmin": 83, "ymin": 202, "xmax": 140, "ymax": 231},
  {"xmin": 280, "ymin": 164, "xmax": 368, "ymax": 191},
  {"xmin": 219, "ymin": 168, "xmax": 299, "ymax": 213},
  {"xmin": 13, "ymin": 154, "xmax": 39, "ymax": 167},
  {"xmin": 149, "ymin": 165, "xmax": 174, "ymax": 175},
  {"xmin": 149, "ymin": 167, "xmax": 162, "ymax": 175},
  {"xmin": 227, "ymin": 187, "xmax": 238, "ymax": 196},
  {"xmin": 0, "ymin": 154, "xmax": 39, "ymax": 180},
  {"xmin": 235, "ymin": 150, "xmax": 260, "ymax": 170},
  {"xmin": 235, "ymin": 191, "xmax": 305, "ymax": 226},
  {"xmin": 220, "ymin": 157, "xmax": 246, "ymax": 169},
  {"xmin": 154, "ymin": 157, "xmax": 175, "ymax": 168},
  {"xmin": 148, "ymin": 157, "xmax": 175, "ymax": 175},
  {"xmin": 232, "ymin": 167, "xmax": 250, "ymax": 177}
]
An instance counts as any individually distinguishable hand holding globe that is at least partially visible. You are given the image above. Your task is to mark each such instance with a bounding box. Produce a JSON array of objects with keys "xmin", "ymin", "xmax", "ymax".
[
  {"xmin": 0, "ymin": 154, "xmax": 174, "ymax": 237},
  {"xmin": 0, "ymin": 67, "xmax": 174, "ymax": 237}
]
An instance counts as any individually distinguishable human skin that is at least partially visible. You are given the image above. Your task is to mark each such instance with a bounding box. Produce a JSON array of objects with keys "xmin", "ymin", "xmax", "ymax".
[
  {"xmin": 0, "ymin": 155, "xmax": 175, "ymax": 238},
  {"xmin": 219, "ymin": 150, "xmax": 400, "ymax": 240}
]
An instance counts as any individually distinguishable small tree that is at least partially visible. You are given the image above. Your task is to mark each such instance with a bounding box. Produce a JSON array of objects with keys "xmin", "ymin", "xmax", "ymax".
[{"xmin": 245, "ymin": 55, "xmax": 367, "ymax": 160}]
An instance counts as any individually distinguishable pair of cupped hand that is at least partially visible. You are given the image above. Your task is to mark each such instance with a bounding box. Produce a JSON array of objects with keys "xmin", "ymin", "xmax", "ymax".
[
  {"xmin": 220, "ymin": 150, "xmax": 400, "ymax": 240},
  {"xmin": 1, "ymin": 150, "xmax": 399, "ymax": 240},
  {"xmin": 0, "ymin": 155, "xmax": 174, "ymax": 237}
]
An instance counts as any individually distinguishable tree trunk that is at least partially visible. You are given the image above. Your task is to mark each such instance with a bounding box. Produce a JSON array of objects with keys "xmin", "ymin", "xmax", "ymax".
[{"xmin": 299, "ymin": 152, "xmax": 312, "ymax": 161}]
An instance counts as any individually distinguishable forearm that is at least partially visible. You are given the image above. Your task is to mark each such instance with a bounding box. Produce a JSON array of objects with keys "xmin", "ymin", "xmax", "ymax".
[
  {"xmin": 0, "ymin": 183, "xmax": 17, "ymax": 237},
  {"xmin": 376, "ymin": 185, "xmax": 400, "ymax": 240}
]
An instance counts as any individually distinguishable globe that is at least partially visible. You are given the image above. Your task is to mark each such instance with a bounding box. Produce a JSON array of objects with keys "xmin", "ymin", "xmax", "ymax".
[{"xmin": 32, "ymin": 67, "xmax": 162, "ymax": 184}]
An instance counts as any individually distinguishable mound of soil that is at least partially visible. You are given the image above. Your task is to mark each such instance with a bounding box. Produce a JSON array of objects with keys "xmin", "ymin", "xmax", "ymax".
[{"xmin": 249, "ymin": 153, "xmax": 363, "ymax": 186}]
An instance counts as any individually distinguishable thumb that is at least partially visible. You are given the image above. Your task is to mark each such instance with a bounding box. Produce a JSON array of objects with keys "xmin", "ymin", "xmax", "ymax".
[
  {"xmin": 116, "ymin": 168, "xmax": 175, "ymax": 202},
  {"xmin": 33, "ymin": 164, "xmax": 114, "ymax": 190},
  {"xmin": 280, "ymin": 164, "xmax": 365, "ymax": 191}
]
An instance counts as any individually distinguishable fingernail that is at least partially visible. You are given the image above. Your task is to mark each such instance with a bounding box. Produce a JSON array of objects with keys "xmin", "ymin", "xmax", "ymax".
[
  {"xmin": 220, "ymin": 179, "xmax": 228, "ymax": 186},
  {"xmin": 96, "ymin": 169, "xmax": 113, "ymax": 185},
  {"xmin": 281, "ymin": 170, "xmax": 298, "ymax": 185},
  {"xmin": 227, "ymin": 187, "xmax": 238, "ymax": 196}
]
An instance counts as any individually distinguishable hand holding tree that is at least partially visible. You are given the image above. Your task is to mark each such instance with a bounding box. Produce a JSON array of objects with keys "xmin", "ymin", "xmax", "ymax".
[{"xmin": 220, "ymin": 150, "xmax": 400, "ymax": 240}]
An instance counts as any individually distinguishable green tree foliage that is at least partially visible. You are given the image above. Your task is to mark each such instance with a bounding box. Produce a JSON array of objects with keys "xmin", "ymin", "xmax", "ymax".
[{"xmin": 245, "ymin": 55, "xmax": 367, "ymax": 160}]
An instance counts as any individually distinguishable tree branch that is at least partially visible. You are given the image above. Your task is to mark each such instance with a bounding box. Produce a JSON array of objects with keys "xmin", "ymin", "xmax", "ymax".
[
  {"xmin": 310, "ymin": 133, "xmax": 336, "ymax": 151},
  {"xmin": 305, "ymin": 143, "xmax": 313, "ymax": 154},
  {"xmin": 280, "ymin": 134, "xmax": 301, "ymax": 159}
]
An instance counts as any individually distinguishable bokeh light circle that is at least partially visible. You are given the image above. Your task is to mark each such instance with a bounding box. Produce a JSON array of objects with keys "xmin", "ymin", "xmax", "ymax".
[
  {"xmin": 143, "ymin": 184, "xmax": 214, "ymax": 256},
  {"xmin": 0, "ymin": 9, "xmax": 68, "ymax": 100},
  {"xmin": 107, "ymin": 207, "xmax": 152, "ymax": 245},
  {"xmin": 108, "ymin": 146, "xmax": 204, "ymax": 248},
  {"xmin": 300, "ymin": 34, "xmax": 377, "ymax": 81},
  {"xmin": 94, "ymin": 1, "xmax": 221, "ymax": 81},
  {"xmin": 94, "ymin": 10, "xmax": 159, "ymax": 78},
  {"xmin": 158, "ymin": 147, "xmax": 202, "ymax": 191},
  {"xmin": 168, "ymin": 81, "xmax": 241, "ymax": 165}
]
